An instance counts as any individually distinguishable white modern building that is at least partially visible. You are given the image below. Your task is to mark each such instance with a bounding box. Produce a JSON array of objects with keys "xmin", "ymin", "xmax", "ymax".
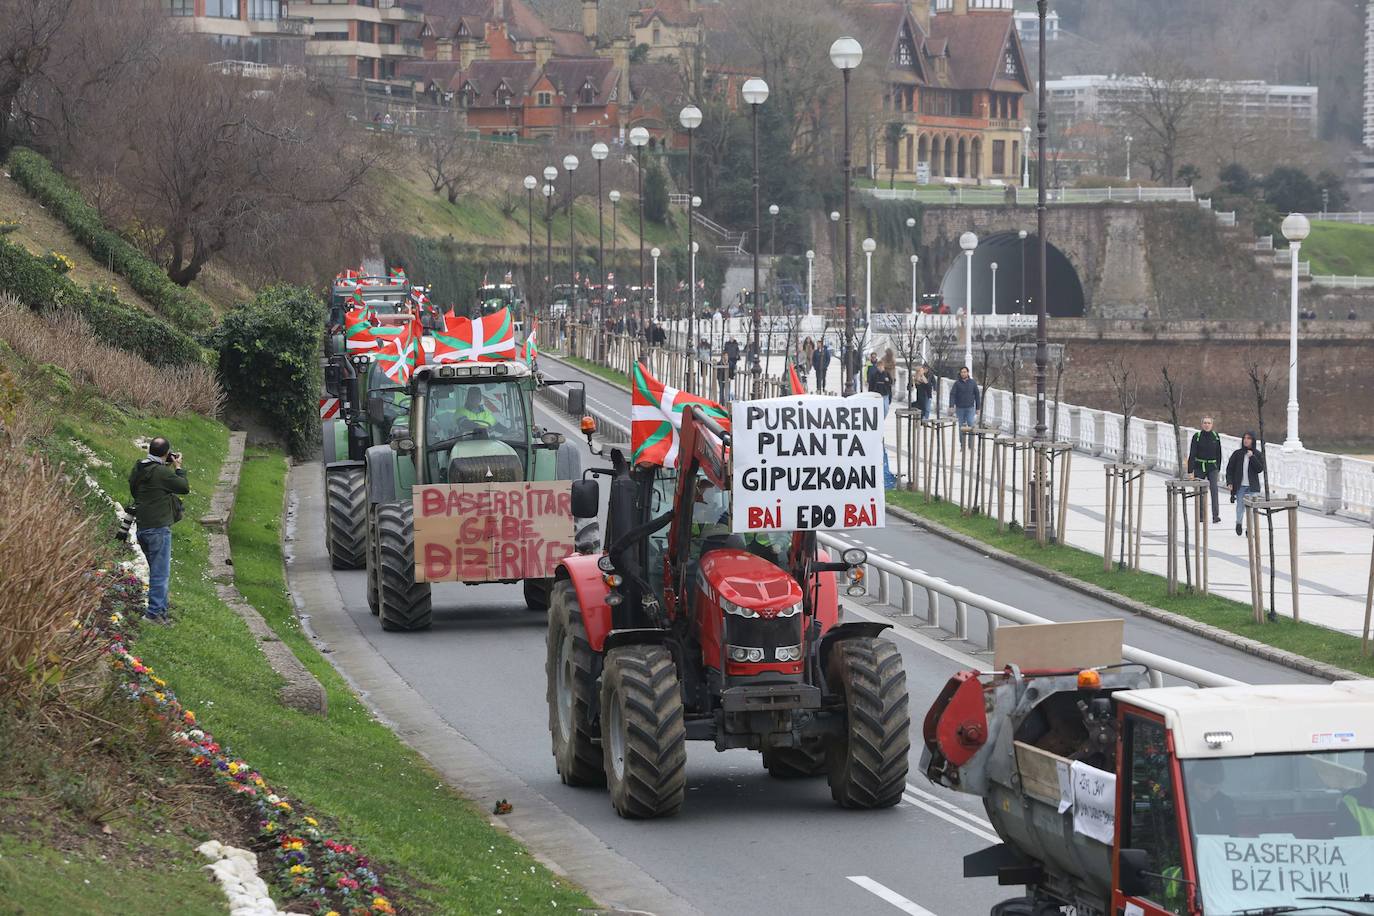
[
  {"xmin": 1013, "ymin": 9, "xmax": 1060, "ymax": 43},
  {"xmin": 1046, "ymin": 74, "xmax": 1320, "ymax": 139}
]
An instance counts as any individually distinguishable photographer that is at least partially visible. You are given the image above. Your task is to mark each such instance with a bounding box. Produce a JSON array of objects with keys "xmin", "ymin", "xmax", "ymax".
[
  {"xmin": 128, "ymin": 437, "xmax": 189, "ymax": 624},
  {"xmin": 1224, "ymin": 431, "xmax": 1265, "ymax": 537}
]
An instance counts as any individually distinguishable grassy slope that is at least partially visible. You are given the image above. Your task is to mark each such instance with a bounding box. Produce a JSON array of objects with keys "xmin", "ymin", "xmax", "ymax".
[
  {"xmin": 384, "ymin": 165, "xmax": 685, "ymax": 251},
  {"xmin": 886, "ymin": 491, "xmax": 1374, "ymax": 677},
  {"xmin": 1305, "ymin": 221, "xmax": 1374, "ymax": 276}
]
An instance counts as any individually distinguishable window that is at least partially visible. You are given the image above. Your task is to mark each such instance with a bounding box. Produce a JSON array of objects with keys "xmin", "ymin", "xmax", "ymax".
[
  {"xmin": 357, "ymin": 22, "xmax": 375, "ymax": 43},
  {"xmin": 460, "ymin": 83, "xmax": 477, "ymax": 107},
  {"xmin": 248, "ymin": 0, "xmax": 281, "ymax": 19},
  {"xmin": 537, "ymin": 90, "xmax": 552, "ymax": 106},
  {"xmin": 378, "ymin": 24, "xmax": 396, "ymax": 44},
  {"xmin": 164, "ymin": 0, "xmax": 194, "ymax": 15},
  {"xmin": 992, "ymin": 140, "xmax": 1005, "ymax": 175},
  {"xmin": 307, "ymin": 55, "xmax": 353, "ymax": 78},
  {"xmin": 579, "ymin": 81, "xmax": 595, "ymax": 105},
  {"xmin": 314, "ymin": 30, "xmax": 349, "ymax": 41},
  {"xmin": 897, "ymin": 40, "xmax": 913, "ymax": 67},
  {"xmin": 204, "ymin": 0, "xmax": 238, "ymax": 17},
  {"xmin": 495, "ymin": 84, "xmax": 513, "ymax": 106},
  {"xmin": 652, "ymin": 26, "xmax": 661, "ymax": 45},
  {"xmin": 1122, "ymin": 716, "xmax": 1186, "ymax": 915}
]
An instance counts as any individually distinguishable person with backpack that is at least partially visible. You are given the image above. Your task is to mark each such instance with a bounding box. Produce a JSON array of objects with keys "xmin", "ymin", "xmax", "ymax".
[
  {"xmin": 128, "ymin": 437, "xmax": 190, "ymax": 624},
  {"xmin": 1225, "ymin": 432, "xmax": 1266, "ymax": 536},
  {"xmin": 1186, "ymin": 415, "xmax": 1224, "ymax": 523}
]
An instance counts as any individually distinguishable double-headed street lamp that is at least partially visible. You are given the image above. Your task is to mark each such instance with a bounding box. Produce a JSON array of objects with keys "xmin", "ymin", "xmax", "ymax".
[
  {"xmin": 563, "ymin": 154, "xmax": 579, "ymax": 323},
  {"xmin": 960, "ymin": 231, "xmax": 978, "ymax": 371},
  {"xmin": 591, "ymin": 142, "xmax": 608, "ymax": 314},
  {"xmin": 523, "ymin": 174, "xmax": 536, "ymax": 308},
  {"xmin": 680, "ymin": 104, "xmax": 703, "ymax": 384},
  {"xmin": 742, "ymin": 77, "xmax": 769, "ymax": 381},
  {"xmin": 830, "ymin": 35, "xmax": 863, "ymax": 395},
  {"xmin": 630, "ymin": 124, "xmax": 651, "ymax": 333},
  {"xmin": 1281, "ymin": 212, "xmax": 1310, "ymax": 449}
]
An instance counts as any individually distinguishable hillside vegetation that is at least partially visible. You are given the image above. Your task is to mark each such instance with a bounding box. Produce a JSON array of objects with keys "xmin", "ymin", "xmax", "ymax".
[{"xmin": 1305, "ymin": 221, "xmax": 1374, "ymax": 277}]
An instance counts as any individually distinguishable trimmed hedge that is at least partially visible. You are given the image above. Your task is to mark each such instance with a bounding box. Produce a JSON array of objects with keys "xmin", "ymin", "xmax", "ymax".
[
  {"xmin": 213, "ymin": 284, "xmax": 323, "ymax": 457},
  {"xmin": 0, "ymin": 237, "xmax": 205, "ymax": 367},
  {"xmin": 6, "ymin": 147, "xmax": 214, "ymax": 332}
]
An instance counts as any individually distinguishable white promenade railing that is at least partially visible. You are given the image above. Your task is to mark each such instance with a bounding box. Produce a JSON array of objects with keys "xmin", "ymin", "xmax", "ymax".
[
  {"xmin": 864, "ymin": 185, "xmax": 1195, "ymax": 205},
  {"xmin": 1311, "ymin": 274, "xmax": 1374, "ymax": 289},
  {"xmin": 816, "ymin": 531, "xmax": 1241, "ymax": 689},
  {"xmin": 1303, "ymin": 212, "xmax": 1374, "ymax": 225}
]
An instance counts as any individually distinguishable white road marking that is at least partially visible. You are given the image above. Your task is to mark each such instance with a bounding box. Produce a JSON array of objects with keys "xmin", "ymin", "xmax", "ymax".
[
  {"xmin": 901, "ymin": 794, "xmax": 1000, "ymax": 844},
  {"xmin": 847, "ymin": 876, "xmax": 942, "ymax": 916},
  {"xmin": 905, "ymin": 783, "xmax": 995, "ymax": 831}
]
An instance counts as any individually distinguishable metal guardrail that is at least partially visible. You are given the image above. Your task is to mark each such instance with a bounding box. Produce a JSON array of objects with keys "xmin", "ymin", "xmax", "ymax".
[{"xmin": 817, "ymin": 531, "xmax": 1242, "ymax": 689}]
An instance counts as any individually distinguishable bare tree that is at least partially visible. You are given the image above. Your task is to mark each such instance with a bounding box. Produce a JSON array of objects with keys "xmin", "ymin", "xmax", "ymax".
[
  {"xmin": 1106, "ymin": 356, "xmax": 1140, "ymax": 569},
  {"xmin": 1115, "ymin": 36, "xmax": 1207, "ymax": 185},
  {"xmin": 1246, "ymin": 357, "xmax": 1279, "ymax": 618},
  {"xmin": 421, "ymin": 132, "xmax": 484, "ymax": 205},
  {"xmin": 0, "ymin": 0, "xmax": 71, "ymax": 151},
  {"xmin": 892, "ymin": 315, "xmax": 928, "ymax": 407}
]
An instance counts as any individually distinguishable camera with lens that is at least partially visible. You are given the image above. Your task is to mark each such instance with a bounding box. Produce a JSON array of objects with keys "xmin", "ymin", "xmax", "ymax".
[{"xmin": 116, "ymin": 505, "xmax": 137, "ymax": 542}]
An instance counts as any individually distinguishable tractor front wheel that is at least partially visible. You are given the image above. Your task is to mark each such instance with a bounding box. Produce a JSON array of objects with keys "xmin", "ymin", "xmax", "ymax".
[
  {"xmin": 825, "ymin": 637, "xmax": 910, "ymax": 809},
  {"xmin": 376, "ymin": 502, "xmax": 432, "ymax": 632},
  {"xmin": 523, "ymin": 578, "xmax": 552, "ymax": 612},
  {"xmin": 545, "ymin": 581, "xmax": 604, "ymax": 786},
  {"xmin": 325, "ymin": 467, "xmax": 367, "ymax": 570},
  {"xmin": 601, "ymin": 644, "xmax": 686, "ymax": 819}
]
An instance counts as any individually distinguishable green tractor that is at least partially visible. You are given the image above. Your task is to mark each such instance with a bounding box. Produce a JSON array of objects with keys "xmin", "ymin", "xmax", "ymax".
[
  {"xmin": 321, "ymin": 353, "xmax": 379, "ymax": 570},
  {"xmin": 362, "ymin": 360, "xmax": 590, "ymax": 631}
]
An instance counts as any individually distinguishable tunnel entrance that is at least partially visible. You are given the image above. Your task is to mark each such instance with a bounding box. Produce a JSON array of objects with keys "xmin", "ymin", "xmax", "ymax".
[{"xmin": 937, "ymin": 231, "xmax": 1085, "ymax": 318}]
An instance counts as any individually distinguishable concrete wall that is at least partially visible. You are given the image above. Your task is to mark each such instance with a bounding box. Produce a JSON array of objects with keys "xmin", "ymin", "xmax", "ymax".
[{"xmin": 1048, "ymin": 319, "xmax": 1374, "ymax": 444}]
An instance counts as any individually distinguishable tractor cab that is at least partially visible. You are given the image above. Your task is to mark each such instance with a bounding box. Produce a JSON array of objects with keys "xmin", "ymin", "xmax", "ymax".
[{"xmin": 478, "ymin": 283, "xmax": 520, "ymax": 318}]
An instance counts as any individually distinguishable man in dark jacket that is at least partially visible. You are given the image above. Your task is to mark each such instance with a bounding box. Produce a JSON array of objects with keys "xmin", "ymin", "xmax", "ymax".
[
  {"xmin": 813, "ymin": 341, "xmax": 831, "ymax": 393},
  {"xmin": 1224, "ymin": 432, "xmax": 1265, "ymax": 536},
  {"xmin": 1186, "ymin": 416, "xmax": 1224, "ymax": 523},
  {"xmin": 129, "ymin": 437, "xmax": 190, "ymax": 623},
  {"xmin": 950, "ymin": 367, "xmax": 981, "ymax": 446}
]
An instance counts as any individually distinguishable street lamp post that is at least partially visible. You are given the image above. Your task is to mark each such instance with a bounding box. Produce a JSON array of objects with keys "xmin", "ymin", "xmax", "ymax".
[
  {"xmin": 1125, "ymin": 134, "xmax": 1133, "ymax": 182},
  {"xmin": 990, "ymin": 261, "xmax": 998, "ymax": 317},
  {"xmin": 1018, "ymin": 229, "xmax": 1027, "ymax": 314},
  {"xmin": 960, "ymin": 231, "xmax": 978, "ymax": 371},
  {"xmin": 543, "ymin": 181, "xmax": 554, "ymax": 332},
  {"xmin": 523, "ymin": 175, "xmax": 536, "ymax": 311},
  {"xmin": 1034, "ymin": 0, "xmax": 1050, "ymax": 440},
  {"xmin": 591, "ymin": 142, "xmax": 608, "ymax": 320},
  {"xmin": 742, "ymin": 77, "xmax": 769, "ymax": 387},
  {"xmin": 563, "ymin": 154, "xmax": 579, "ymax": 326},
  {"xmin": 1281, "ymin": 212, "xmax": 1310, "ymax": 449},
  {"xmin": 630, "ymin": 124, "xmax": 650, "ymax": 335},
  {"xmin": 806, "ymin": 250, "xmax": 815, "ymax": 317},
  {"xmin": 830, "ymin": 36, "xmax": 863, "ymax": 395},
  {"xmin": 862, "ymin": 239, "xmax": 876, "ymax": 362},
  {"xmin": 1022, "ymin": 125, "xmax": 1031, "ymax": 191},
  {"xmin": 651, "ymin": 246, "xmax": 661, "ymax": 323},
  {"xmin": 691, "ymin": 240, "xmax": 699, "ymax": 359},
  {"xmin": 609, "ymin": 189, "xmax": 621, "ymax": 301},
  {"xmin": 910, "ymin": 254, "xmax": 919, "ymax": 320},
  {"xmin": 680, "ymin": 104, "xmax": 703, "ymax": 387}
]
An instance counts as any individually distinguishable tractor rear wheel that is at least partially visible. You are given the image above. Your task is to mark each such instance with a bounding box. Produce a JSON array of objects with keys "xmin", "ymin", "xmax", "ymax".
[
  {"xmin": 376, "ymin": 502, "xmax": 432, "ymax": 632},
  {"xmin": 325, "ymin": 467, "xmax": 367, "ymax": 570},
  {"xmin": 601, "ymin": 644, "xmax": 686, "ymax": 819},
  {"xmin": 545, "ymin": 581, "xmax": 604, "ymax": 786},
  {"xmin": 825, "ymin": 637, "xmax": 910, "ymax": 809},
  {"xmin": 523, "ymin": 578, "xmax": 552, "ymax": 612},
  {"xmin": 364, "ymin": 506, "xmax": 379, "ymax": 616},
  {"xmin": 762, "ymin": 744, "xmax": 828, "ymax": 779}
]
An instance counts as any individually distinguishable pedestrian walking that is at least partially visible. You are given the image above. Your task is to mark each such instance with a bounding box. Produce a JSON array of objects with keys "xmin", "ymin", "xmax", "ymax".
[
  {"xmin": 695, "ymin": 337, "xmax": 711, "ymax": 366},
  {"xmin": 801, "ymin": 337, "xmax": 816, "ymax": 384},
  {"xmin": 1186, "ymin": 416, "xmax": 1224, "ymax": 523},
  {"xmin": 914, "ymin": 365, "xmax": 933, "ymax": 419},
  {"xmin": 724, "ymin": 337, "xmax": 740, "ymax": 382},
  {"xmin": 881, "ymin": 350, "xmax": 897, "ymax": 412},
  {"xmin": 950, "ymin": 366, "xmax": 981, "ymax": 447},
  {"xmin": 1225, "ymin": 432, "xmax": 1265, "ymax": 536},
  {"xmin": 814, "ymin": 340, "xmax": 832, "ymax": 393},
  {"xmin": 128, "ymin": 437, "xmax": 189, "ymax": 624}
]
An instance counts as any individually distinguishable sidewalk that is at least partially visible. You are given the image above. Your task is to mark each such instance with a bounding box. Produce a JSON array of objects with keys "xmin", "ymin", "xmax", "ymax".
[{"xmin": 756, "ymin": 351, "xmax": 1374, "ymax": 641}]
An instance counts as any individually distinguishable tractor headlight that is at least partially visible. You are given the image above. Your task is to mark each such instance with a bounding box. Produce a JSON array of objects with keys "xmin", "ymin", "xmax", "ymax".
[
  {"xmin": 597, "ymin": 555, "xmax": 615, "ymax": 573},
  {"xmin": 727, "ymin": 645, "xmax": 765, "ymax": 663},
  {"xmin": 721, "ymin": 598, "xmax": 760, "ymax": 618},
  {"xmin": 606, "ymin": 592, "xmax": 623, "ymax": 607},
  {"xmin": 846, "ymin": 584, "xmax": 866, "ymax": 597},
  {"xmin": 494, "ymin": 364, "xmax": 508, "ymax": 376},
  {"xmin": 841, "ymin": 547, "xmax": 868, "ymax": 566},
  {"xmin": 776, "ymin": 602, "xmax": 802, "ymax": 618},
  {"xmin": 775, "ymin": 644, "xmax": 803, "ymax": 662}
]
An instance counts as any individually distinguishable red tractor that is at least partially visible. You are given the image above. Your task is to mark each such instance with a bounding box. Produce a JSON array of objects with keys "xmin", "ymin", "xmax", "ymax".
[{"xmin": 546, "ymin": 405, "xmax": 911, "ymax": 818}]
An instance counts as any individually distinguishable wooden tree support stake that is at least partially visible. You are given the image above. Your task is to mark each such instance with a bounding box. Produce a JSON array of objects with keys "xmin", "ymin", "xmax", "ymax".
[
  {"xmin": 1244, "ymin": 493, "xmax": 1301, "ymax": 624},
  {"xmin": 1164, "ymin": 478, "xmax": 1209, "ymax": 596},
  {"xmin": 1104, "ymin": 463, "xmax": 1146, "ymax": 572}
]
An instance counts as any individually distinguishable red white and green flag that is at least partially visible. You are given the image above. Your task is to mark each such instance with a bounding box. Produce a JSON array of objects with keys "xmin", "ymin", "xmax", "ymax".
[
  {"xmin": 521, "ymin": 321, "xmax": 539, "ymax": 366},
  {"xmin": 788, "ymin": 362, "xmax": 806, "ymax": 395},
  {"xmin": 631, "ymin": 363, "xmax": 729, "ymax": 468},
  {"xmin": 345, "ymin": 307, "xmax": 379, "ymax": 353},
  {"xmin": 375, "ymin": 318, "xmax": 424, "ymax": 385},
  {"xmin": 431, "ymin": 307, "xmax": 518, "ymax": 363}
]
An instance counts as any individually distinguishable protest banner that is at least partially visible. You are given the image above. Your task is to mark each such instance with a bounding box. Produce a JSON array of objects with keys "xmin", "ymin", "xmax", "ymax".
[
  {"xmin": 1196, "ymin": 834, "xmax": 1374, "ymax": 914},
  {"xmin": 413, "ymin": 481, "xmax": 574, "ymax": 583},
  {"xmin": 730, "ymin": 394, "xmax": 885, "ymax": 533},
  {"xmin": 1070, "ymin": 760, "xmax": 1116, "ymax": 844}
]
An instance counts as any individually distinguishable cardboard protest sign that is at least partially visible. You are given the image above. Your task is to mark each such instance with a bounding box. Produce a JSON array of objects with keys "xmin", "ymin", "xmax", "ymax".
[
  {"xmin": 1070, "ymin": 761, "xmax": 1116, "ymax": 844},
  {"xmin": 413, "ymin": 482, "xmax": 574, "ymax": 583},
  {"xmin": 1196, "ymin": 834, "xmax": 1374, "ymax": 915},
  {"xmin": 730, "ymin": 394, "xmax": 885, "ymax": 533}
]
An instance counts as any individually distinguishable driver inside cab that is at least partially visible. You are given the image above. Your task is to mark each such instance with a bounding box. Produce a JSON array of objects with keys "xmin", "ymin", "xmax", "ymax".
[{"xmin": 456, "ymin": 386, "xmax": 496, "ymax": 432}]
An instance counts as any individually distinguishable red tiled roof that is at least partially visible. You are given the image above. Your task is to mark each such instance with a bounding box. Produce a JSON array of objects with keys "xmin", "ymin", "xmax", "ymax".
[
  {"xmin": 452, "ymin": 59, "xmax": 540, "ymax": 104},
  {"xmin": 629, "ymin": 61, "xmax": 687, "ymax": 106},
  {"xmin": 396, "ymin": 59, "xmax": 465, "ymax": 86},
  {"xmin": 420, "ymin": 0, "xmax": 554, "ymax": 43},
  {"xmin": 844, "ymin": 2, "xmax": 927, "ymax": 82},
  {"xmin": 540, "ymin": 57, "xmax": 619, "ymax": 102},
  {"xmin": 926, "ymin": 11, "xmax": 1028, "ymax": 93},
  {"xmin": 550, "ymin": 28, "xmax": 595, "ymax": 57}
]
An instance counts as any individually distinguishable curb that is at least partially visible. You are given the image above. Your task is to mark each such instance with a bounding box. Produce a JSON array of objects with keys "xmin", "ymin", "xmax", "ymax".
[
  {"xmin": 541, "ymin": 352, "xmax": 1363, "ymax": 683},
  {"xmin": 885, "ymin": 503, "xmax": 1363, "ymax": 682},
  {"xmin": 202, "ymin": 432, "xmax": 328, "ymax": 715}
]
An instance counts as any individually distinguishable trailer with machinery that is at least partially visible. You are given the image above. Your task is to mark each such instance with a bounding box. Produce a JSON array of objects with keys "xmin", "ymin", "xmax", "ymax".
[
  {"xmin": 546, "ymin": 400, "xmax": 910, "ymax": 819},
  {"xmin": 921, "ymin": 622, "xmax": 1374, "ymax": 916}
]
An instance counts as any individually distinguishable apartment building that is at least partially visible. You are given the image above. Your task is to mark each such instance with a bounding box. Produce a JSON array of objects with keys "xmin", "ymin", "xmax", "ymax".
[
  {"xmin": 290, "ymin": 0, "xmax": 425, "ymax": 82},
  {"xmin": 163, "ymin": 0, "xmax": 311, "ymax": 69}
]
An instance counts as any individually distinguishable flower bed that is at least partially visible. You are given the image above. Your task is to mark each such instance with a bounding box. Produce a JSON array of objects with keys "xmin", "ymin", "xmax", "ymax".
[{"xmin": 98, "ymin": 570, "xmax": 397, "ymax": 916}]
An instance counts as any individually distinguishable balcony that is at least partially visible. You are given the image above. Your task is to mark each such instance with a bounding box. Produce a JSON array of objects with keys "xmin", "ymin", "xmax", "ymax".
[
  {"xmin": 378, "ymin": 0, "xmax": 423, "ymax": 22},
  {"xmin": 380, "ymin": 37, "xmax": 423, "ymax": 58},
  {"xmin": 988, "ymin": 118, "xmax": 1023, "ymax": 130},
  {"xmin": 248, "ymin": 16, "xmax": 311, "ymax": 36}
]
